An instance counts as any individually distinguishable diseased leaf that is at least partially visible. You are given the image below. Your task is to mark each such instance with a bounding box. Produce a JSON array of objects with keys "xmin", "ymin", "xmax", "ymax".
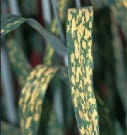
[
  {"xmin": 19, "ymin": 65, "xmax": 59, "ymax": 135},
  {"xmin": 1, "ymin": 15, "xmax": 66, "ymax": 56},
  {"xmin": 66, "ymin": 7, "xmax": 99, "ymax": 135},
  {"xmin": 5, "ymin": 37, "xmax": 31, "ymax": 86}
]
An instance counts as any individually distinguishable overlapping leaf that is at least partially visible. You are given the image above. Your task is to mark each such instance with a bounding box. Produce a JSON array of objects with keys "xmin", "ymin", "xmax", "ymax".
[
  {"xmin": 91, "ymin": 0, "xmax": 127, "ymax": 39},
  {"xmin": 5, "ymin": 37, "xmax": 31, "ymax": 86},
  {"xmin": 66, "ymin": 7, "xmax": 99, "ymax": 135},
  {"xmin": 19, "ymin": 65, "xmax": 59, "ymax": 134},
  {"xmin": 1, "ymin": 15, "xmax": 66, "ymax": 56}
]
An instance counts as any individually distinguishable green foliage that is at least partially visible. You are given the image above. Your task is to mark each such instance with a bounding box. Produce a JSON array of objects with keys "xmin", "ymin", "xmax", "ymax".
[
  {"xmin": 1, "ymin": 0, "xmax": 127, "ymax": 135},
  {"xmin": 1, "ymin": 16, "xmax": 66, "ymax": 56}
]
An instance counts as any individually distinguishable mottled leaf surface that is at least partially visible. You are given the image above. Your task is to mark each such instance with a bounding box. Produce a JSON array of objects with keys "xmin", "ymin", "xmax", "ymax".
[
  {"xmin": 66, "ymin": 7, "xmax": 99, "ymax": 135},
  {"xmin": 1, "ymin": 15, "xmax": 66, "ymax": 56},
  {"xmin": 19, "ymin": 65, "xmax": 59, "ymax": 135},
  {"xmin": 5, "ymin": 37, "xmax": 31, "ymax": 86}
]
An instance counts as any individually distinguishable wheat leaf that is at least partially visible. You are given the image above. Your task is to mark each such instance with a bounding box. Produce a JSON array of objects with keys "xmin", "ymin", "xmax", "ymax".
[
  {"xmin": 66, "ymin": 7, "xmax": 99, "ymax": 135},
  {"xmin": 19, "ymin": 65, "xmax": 59, "ymax": 134},
  {"xmin": 1, "ymin": 15, "xmax": 67, "ymax": 56},
  {"xmin": 5, "ymin": 37, "xmax": 31, "ymax": 86}
]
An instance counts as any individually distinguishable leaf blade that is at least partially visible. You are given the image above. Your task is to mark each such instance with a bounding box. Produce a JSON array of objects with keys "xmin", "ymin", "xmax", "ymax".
[
  {"xmin": 1, "ymin": 15, "xmax": 67, "ymax": 56},
  {"xmin": 19, "ymin": 65, "xmax": 59, "ymax": 134},
  {"xmin": 66, "ymin": 7, "xmax": 99, "ymax": 135}
]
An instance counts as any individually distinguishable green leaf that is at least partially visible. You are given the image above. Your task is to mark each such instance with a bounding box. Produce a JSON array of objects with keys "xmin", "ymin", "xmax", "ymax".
[
  {"xmin": 19, "ymin": 65, "xmax": 59, "ymax": 135},
  {"xmin": 95, "ymin": 92, "xmax": 116, "ymax": 135},
  {"xmin": 1, "ymin": 121, "xmax": 21, "ymax": 135},
  {"xmin": 91, "ymin": 0, "xmax": 127, "ymax": 39},
  {"xmin": 5, "ymin": 37, "xmax": 31, "ymax": 86},
  {"xmin": 1, "ymin": 15, "xmax": 67, "ymax": 56},
  {"xmin": 66, "ymin": 7, "xmax": 99, "ymax": 135}
]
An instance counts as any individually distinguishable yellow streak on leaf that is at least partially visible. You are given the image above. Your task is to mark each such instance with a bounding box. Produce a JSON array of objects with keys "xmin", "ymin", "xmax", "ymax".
[{"xmin": 26, "ymin": 117, "xmax": 32, "ymax": 128}]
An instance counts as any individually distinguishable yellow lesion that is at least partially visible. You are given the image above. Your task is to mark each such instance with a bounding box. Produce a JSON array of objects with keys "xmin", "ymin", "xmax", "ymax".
[
  {"xmin": 71, "ymin": 53, "xmax": 75, "ymax": 63},
  {"xmin": 24, "ymin": 91, "xmax": 30, "ymax": 102},
  {"xmin": 34, "ymin": 113, "xmax": 39, "ymax": 121},
  {"xmin": 74, "ymin": 43, "xmax": 80, "ymax": 59},
  {"xmin": 88, "ymin": 40, "xmax": 92, "ymax": 46},
  {"xmin": 80, "ymin": 126, "xmax": 85, "ymax": 134},
  {"xmin": 72, "ymin": 67, "xmax": 75, "ymax": 73},
  {"xmin": 80, "ymin": 92, "xmax": 84, "ymax": 100},
  {"xmin": 36, "ymin": 68, "xmax": 46, "ymax": 77},
  {"xmin": 76, "ymin": 70, "xmax": 79, "ymax": 83},
  {"xmin": 84, "ymin": 28, "xmax": 91, "ymax": 40},
  {"xmin": 72, "ymin": 87, "xmax": 75, "ymax": 94},
  {"xmin": 71, "ymin": 18, "xmax": 77, "ymax": 37},
  {"xmin": 85, "ymin": 10, "xmax": 90, "ymax": 22},
  {"xmin": 122, "ymin": 1, "xmax": 127, "ymax": 7},
  {"xmin": 26, "ymin": 117, "xmax": 32, "ymax": 129},
  {"xmin": 44, "ymin": 68, "xmax": 57, "ymax": 76},
  {"xmin": 30, "ymin": 89, "xmax": 39, "ymax": 105},
  {"xmin": 82, "ymin": 40, "xmax": 86, "ymax": 49},
  {"xmin": 71, "ymin": 75, "xmax": 75, "ymax": 85},
  {"xmin": 78, "ymin": 21, "xmax": 85, "ymax": 38},
  {"xmin": 29, "ymin": 70, "xmax": 36, "ymax": 80},
  {"xmin": 68, "ymin": 12, "xmax": 72, "ymax": 21},
  {"xmin": 73, "ymin": 90, "xmax": 79, "ymax": 107}
]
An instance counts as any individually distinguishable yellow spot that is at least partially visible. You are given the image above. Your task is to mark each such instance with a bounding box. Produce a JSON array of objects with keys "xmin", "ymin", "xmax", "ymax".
[
  {"xmin": 41, "ymin": 78, "xmax": 45, "ymax": 83},
  {"xmin": 34, "ymin": 113, "xmax": 39, "ymax": 121},
  {"xmin": 72, "ymin": 18, "xmax": 77, "ymax": 36},
  {"xmin": 71, "ymin": 75, "xmax": 75, "ymax": 85},
  {"xmin": 76, "ymin": 70, "xmax": 79, "ymax": 83},
  {"xmin": 71, "ymin": 53, "xmax": 75, "ymax": 62},
  {"xmin": 72, "ymin": 67, "xmax": 75, "ymax": 73},
  {"xmin": 79, "ymin": 81, "xmax": 83, "ymax": 88},
  {"xmin": 85, "ymin": 10, "xmax": 90, "ymax": 22},
  {"xmin": 80, "ymin": 126, "xmax": 85, "ymax": 134},
  {"xmin": 68, "ymin": 12, "xmax": 72, "ymax": 21},
  {"xmin": 67, "ymin": 24, "xmax": 70, "ymax": 31},
  {"xmin": 72, "ymin": 87, "xmax": 75, "ymax": 94},
  {"xmin": 79, "ymin": 110, "xmax": 84, "ymax": 119},
  {"xmin": 36, "ymin": 68, "xmax": 45, "ymax": 77},
  {"xmin": 80, "ymin": 92, "xmax": 84, "ymax": 100},
  {"xmin": 82, "ymin": 40, "xmax": 86, "ymax": 49},
  {"xmin": 26, "ymin": 117, "xmax": 32, "ymax": 128},
  {"xmin": 45, "ymin": 68, "xmax": 56, "ymax": 76},
  {"xmin": 89, "ymin": 21, "xmax": 92, "ymax": 29},
  {"xmin": 123, "ymin": 1, "xmax": 127, "ymax": 7},
  {"xmin": 75, "ymin": 45, "xmax": 80, "ymax": 59},
  {"xmin": 78, "ymin": 22, "xmax": 84, "ymax": 38},
  {"xmin": 84, "ymin": 28, "xmax": 91, "ymax": 40},
  {"xmin": 24, "ymin": 92, "xmax": 30, "ymax": 102},
  {"xmin": 30, "ymin": 90, "xmax": 39, "ymax": 104},
  {"xmin": 88, "ymin": 40, "xmax": 92, "ymax": 46}
]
